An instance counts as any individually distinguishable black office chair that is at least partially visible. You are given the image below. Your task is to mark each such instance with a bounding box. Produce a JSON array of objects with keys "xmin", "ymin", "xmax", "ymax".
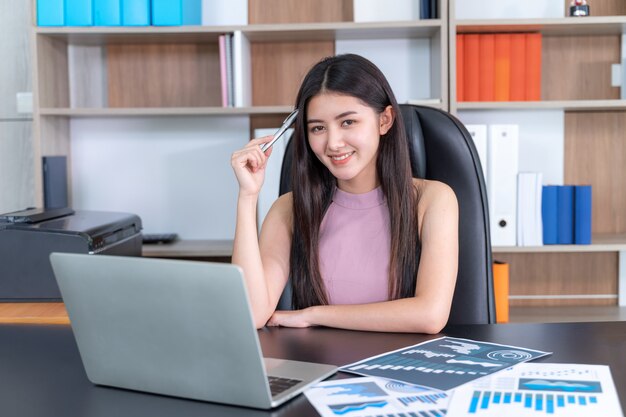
[{"xmin": 278, "ymin": 104, "xmax": 495, "ymax": 325}]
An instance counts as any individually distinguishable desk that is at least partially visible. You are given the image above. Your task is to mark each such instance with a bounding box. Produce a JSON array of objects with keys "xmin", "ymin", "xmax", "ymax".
[{"xmin": 1, "ymin": 322, "xmax": 625, "ymax": 416}]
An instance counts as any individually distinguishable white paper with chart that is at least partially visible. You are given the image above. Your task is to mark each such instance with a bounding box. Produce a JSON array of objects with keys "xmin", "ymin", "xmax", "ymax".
[{"xmin": 446, "ymin": 363, "xmax": 624, "ymax": 416}]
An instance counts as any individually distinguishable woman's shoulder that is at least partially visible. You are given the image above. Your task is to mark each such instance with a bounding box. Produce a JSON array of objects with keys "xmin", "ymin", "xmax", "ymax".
[
  {"xmin": 267, "ymin": 192, "xmax": 294, "ymax": 222},
  {"xmin": 412, "ymin": 178, "xmax": 457, "ymax": 212}
]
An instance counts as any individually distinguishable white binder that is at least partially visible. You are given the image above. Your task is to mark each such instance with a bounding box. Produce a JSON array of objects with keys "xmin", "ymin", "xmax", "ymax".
[
  {"xmin": 465, "ymin": 124, "xmax": 488, "ymax": 183},
  {"xmin": 488, "ymin": 124, "xmax": 519, "ymax": 246}
]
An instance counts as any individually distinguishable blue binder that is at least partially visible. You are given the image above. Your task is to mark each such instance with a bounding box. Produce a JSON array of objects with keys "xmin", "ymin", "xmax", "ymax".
[
  {"xmin": 182, "ymin": 0, "xmax": 201, "ymax": 25},
  {"xmin": 94, "ymin": 0, "xmax": 121, "ymax": 25},
  {"xmin": 152, "ymin": 0, "xmax": 182, "ymax": 25},
  {"xmin": 574, "ymin": 185, "xmax": 592, "ymax": 244},
  {"xmin": 37, "ymin": 0, "xmax": 65, "ymax": 26},
  {"xmin": 541, "ymin": 185, "xmax": 558, "ymax": 245},
  {"xmin": 122, "ymin": 0, "xmax": 150, "ymax": 25},
  {"xmin": 557, "ymin": 185, "xmax": 574, "ymax": 244},
  {"xmin": 65, "ymin": 0, "xmax": 93, "ymax": 26}
]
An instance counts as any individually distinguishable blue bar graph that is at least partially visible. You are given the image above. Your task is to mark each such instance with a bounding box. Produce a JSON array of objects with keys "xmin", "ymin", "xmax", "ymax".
[
  {"xmin": 467, "ymin": 390, "xmax": 600, "ymax": 414},
  {"xmin": 398, "ymin": 393, "xmax": 447, "ymax": 407}
]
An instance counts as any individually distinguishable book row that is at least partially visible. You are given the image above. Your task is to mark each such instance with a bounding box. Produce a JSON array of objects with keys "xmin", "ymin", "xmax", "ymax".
[
  {"xmin": 37, "ymin": 0, "xmax": 201, "ymax": 26},
  {"xmin": 542, "ymin": 184, "xmax": 592, "ymax": 245},
  {"xmin": 457, "ymin": 33, "xmax": 542, "ymax": 102}
]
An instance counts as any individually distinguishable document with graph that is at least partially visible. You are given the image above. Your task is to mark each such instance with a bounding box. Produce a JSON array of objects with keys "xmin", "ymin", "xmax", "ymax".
[
  {"xmin": 305, "ymin": 376, "xmax": 449, "ymax": 417},
  {"xmin": 340, "ymin": 337, "xmax": 550, "ymax": 391},
  {"xmin": 446, "ymin": 363, "xmax": 624, "ymax": 416}
]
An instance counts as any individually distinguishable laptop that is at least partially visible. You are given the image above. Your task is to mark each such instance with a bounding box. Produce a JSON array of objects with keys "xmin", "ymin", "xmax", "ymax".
[{"xmin": 49, "ymin": 253, "xmax": 337, "ymax": 409}]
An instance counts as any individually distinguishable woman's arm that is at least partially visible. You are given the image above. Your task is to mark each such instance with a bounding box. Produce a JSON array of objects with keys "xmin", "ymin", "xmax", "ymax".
[
  {"xmin": 267, "ymin": 180, "xmax": 458, "ymax": 334},
  {"xmin": 231, "ymin": 138, "xmax": 292, "ymax": 328}
]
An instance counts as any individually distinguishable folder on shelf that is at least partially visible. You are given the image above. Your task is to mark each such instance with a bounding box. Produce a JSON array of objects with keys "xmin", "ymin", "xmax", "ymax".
[
  {"xmin": 219, "ymin": 35, "xmax": 229, "ymax": 107},
  {"xmin": 464, "ymin": 34, "xmax": 480, "ymax": 102},
  {"xmin": 541, "ymin": 185, "xmax": 558, "ymax": 245},
  {"xmin": 516, "ymin": 172, "xmax": 543, "ymax": 246},
  {"xmin": 509, "ymin": 34, "xmax": 526, "ymax": 101},
  {"xmin": 525, "ymin": 33, "xmax": 542, "ymax": 101},
  {"xmin": 232, "ymin": 31, "xmax": 252, "ymax": 108},
  {"xmin": 225, "ymin": 33, "xmax": 234, "ymax": 107},
  {"xmin": 182, "ymin": 0, "xmax": 202, "ymax": 25},
  {"xmin": 420, "ymin": 0, "xmax": 431, "ymax": 19},
  {"xmin": 456, "ymin": 34, "xmax": 465, "ymax": 102},
  {"xmin": 94, "ymin": 0, "xmax": 121, "ymax": 26},
  {"xmin": 574, "ymin": 185, "xmax": 592, "ymax": 245},
  {"xmin": 65, "ymin": 0, "xmax": 93, "ymax": 26},
  {"xmin": 557, "ymin": 185, "xmax": 574, "ymax": 244},
  {"xmin": 478, "ymin": 34, "xmax": 495, "ymax": 102},
  {"xmin": 121, "ymin": 0, "xmax": 150, "ymax": 26},
  {"xmin": 465, "ymin": 124, "xmax": 487, "ymax": 182},
  {"xmin": 494, "ymin": 34, "xmax": 511, "ymax": 101},
  {"xmin": 37, "ymin": 0, "xmax": 64, "ymax": 26},
  {"xmin": 493, "ymin": 261, "xmax": 509, "ymax": 323},
  {"xmin": 152, "ymin": 0, "xmax": 182, "ymax": 25},
  {"xmin": 488, "ymin": 124, "xmax": 519, "ymax": 246}
]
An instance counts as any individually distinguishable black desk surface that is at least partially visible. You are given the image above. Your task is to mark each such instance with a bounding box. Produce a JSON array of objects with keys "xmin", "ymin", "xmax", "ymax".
[{"xmin": 2, "ymin": 321, "xmax": 625, "ymax": 416}]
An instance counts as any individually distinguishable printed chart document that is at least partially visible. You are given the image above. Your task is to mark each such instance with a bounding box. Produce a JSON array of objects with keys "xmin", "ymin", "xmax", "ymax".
[
  {"xmin": 340, "ymin": 337, "xmax": 550, "ymax": 391},
  {"xmin": 447, "ymin": 363, "xmax": 624, "ymax": 416},
  {"xmin": 305, "ymin": 376, "xmax": 448, "ymax": 417}
]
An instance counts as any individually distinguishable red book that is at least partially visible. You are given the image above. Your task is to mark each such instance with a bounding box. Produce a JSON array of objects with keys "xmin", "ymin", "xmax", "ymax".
[
  {"xmin": 509, "ymin": 34, "xmax": 527, "ymax": 101},
  {"xmin": 478, "ymin": 34, "xmax": 495, "ymax": 102},
  {"xmin": 526, "ymin": 33, "xmax": 542, "ymax": 101},
  {"xmin": 457, "ymin": 34, "xmax": 465, "ymax": 102},
  {"xmin": 494, "ymin": 34, "xmax": 511, "ymax": 102},
  {"xmin": 464, "ymin": 34, "xmax": 480, "ymax": 102}
]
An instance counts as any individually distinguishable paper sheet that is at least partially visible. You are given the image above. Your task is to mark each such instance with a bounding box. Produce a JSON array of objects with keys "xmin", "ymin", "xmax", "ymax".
[
  {"xmin": 446, "ymin": 363, "xmax": 624, "ymax": 416},
  {"xmin": 305, "ymin": 376, "xmax": 448, "ymax": 417}
]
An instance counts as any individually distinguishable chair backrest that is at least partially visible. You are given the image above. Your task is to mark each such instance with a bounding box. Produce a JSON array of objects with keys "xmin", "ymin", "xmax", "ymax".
[{"xmin": 279, "ymin": 104, "xmax": 495, "ymax": 325}]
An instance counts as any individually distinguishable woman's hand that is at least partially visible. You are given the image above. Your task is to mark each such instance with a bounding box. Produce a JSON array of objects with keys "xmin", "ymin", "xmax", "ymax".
[
  {"xmin": 230, "ymin": 136, "xmax": 274, "ymax": 197},
  {"xmin": 266, "ymin": 308, "xmax": 315, "ymax": 328}
]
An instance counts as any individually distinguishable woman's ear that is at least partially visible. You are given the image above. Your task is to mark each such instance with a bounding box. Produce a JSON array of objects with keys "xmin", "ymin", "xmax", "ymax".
[{"xmin": 379, "ymin": 105, "xmax": 395, "ymax": 135}]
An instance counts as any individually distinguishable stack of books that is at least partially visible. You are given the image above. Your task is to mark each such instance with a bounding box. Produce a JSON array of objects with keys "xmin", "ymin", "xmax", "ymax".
[{"xmin": 542, "ymin": 185, "xmax": 592, "ymax": 245}]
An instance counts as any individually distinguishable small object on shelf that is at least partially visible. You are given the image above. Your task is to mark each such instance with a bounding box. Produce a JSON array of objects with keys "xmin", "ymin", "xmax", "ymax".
[
  {"xmin": 142, "ymin": 233, "xmax": 179, "ymax": 244},
  {"xmin": 569, "ymin": 0, "xmax": 590, "ymax": 17}
]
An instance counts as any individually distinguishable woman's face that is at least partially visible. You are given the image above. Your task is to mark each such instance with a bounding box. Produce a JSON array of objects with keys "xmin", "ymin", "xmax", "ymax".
[{"xmin": 306, "ymin": 92, "xmax": 393, "ymax": 193}]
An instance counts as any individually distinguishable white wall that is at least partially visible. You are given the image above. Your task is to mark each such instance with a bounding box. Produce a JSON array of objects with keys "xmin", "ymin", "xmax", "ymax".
[{"xmin": 70, "ymin": 116, "xmax": 249, "ymax": 239}]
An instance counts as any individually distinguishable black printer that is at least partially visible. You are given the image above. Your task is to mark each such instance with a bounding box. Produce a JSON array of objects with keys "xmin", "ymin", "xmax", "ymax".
[{"xmin": 0, "ymin": 207, "xmax": 142, "ymax": 301}]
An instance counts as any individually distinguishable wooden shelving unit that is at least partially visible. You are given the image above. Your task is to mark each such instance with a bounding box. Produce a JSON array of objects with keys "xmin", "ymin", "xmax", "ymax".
[{"xmin": 449, "ymin": 0, "xmax": 626, "ymax": 308}]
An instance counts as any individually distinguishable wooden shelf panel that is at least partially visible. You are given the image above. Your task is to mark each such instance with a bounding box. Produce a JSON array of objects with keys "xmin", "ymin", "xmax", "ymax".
[
  {"xmin": 493, "ymin": 234, "xmax": 626, "ymax": 253},
  {"xmin": 0, "ymin": 303, "xmax": 69, "ymax": 325},
  {"xmin": 38, "ymin": 106, "xmax": 295, "ymax": 117},
  {"xmin": 457, "ymin": 100, "xmax": 626, "ymax": 111},
  {"xmin": 142, "ymin": 239, "xmax": 233, "ymax": 258},
  {"xmin": 35, "ymin": 20, "xmax": 443, "ymax": 45},
  {"xmin": 456, "ymin": 16, "xmax": 626, "ymax": 36}
]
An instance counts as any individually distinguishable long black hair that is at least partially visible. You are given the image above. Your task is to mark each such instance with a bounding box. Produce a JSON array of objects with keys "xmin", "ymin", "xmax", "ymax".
[{"xmin": 289, "ymin": 54, "xmax": 420, "ymax": 309}]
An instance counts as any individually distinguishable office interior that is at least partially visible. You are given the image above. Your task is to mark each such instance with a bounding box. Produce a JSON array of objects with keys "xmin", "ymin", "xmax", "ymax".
[{"xmin": 2, "ymin": 1, "xmax": 626, "ymax": 323}]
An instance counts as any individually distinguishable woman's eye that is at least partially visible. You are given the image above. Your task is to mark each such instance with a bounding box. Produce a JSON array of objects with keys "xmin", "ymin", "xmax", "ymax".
[
  {"xmin": 342, "ymin": 119, "xmax": 355, "ymax": 127},
  {"xmin": 310, "ymin": 125, "xmax": 325, "ymax": 134}
]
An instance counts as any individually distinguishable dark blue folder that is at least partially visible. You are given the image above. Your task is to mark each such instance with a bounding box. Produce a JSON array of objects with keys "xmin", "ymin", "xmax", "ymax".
[
  {"xmin": 574, "ymin": 185, "xmax": 592, "ymax": 244},
  {"xmin": 557, "ymin": 185, "xmax": 574, "ymax": 244},
  {"xmin": 541, "ymin": 185, "xmax": 558, "ymax": 245}
]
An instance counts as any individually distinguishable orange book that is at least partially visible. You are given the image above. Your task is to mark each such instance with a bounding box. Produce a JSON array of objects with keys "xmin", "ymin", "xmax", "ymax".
[
  {"xmin": 493, "ymin": 261, "xmax": 510, "ymax": 323},
  {"xmin": 509, "ymin": 34, "xmax": 526, "ymax": 101},
  {"xmin": 478, "ymin": 34, "xmax": 495, "ymax": 102},
  {"xmin": 526, "ymin": 33, "xmax": 542, "ymax": 101},
  {"xmin": 494, "ymin": 34, "xmax": 511, "ymax": 101},
  {"xmin": 457, "ymin": 34, "xmax": 465, "ymax": 102},
  {"xmin": 464, "ymin": 34, "xmax": 480, "ymax": 102}
]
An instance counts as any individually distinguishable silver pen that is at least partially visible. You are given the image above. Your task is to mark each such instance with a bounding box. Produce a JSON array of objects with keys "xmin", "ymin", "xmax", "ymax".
[{"xmin": 260, "ymin": 109, "xmax": 299, "ymax": 153}]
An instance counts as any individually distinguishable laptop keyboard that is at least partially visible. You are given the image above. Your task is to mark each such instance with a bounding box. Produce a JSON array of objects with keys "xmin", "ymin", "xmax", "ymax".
[{"xmin": 267, "ymin": 376, "xmax": 302, "ymax": 396}]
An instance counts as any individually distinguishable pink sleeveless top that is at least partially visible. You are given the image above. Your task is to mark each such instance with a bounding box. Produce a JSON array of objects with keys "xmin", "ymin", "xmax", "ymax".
[{"xmin": 318, "ymin": 187, "xmax": 391, "ymax": 305}]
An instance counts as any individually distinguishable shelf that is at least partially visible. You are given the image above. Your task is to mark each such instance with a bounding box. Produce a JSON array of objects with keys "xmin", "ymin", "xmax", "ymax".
[
  {"xmin": 456, "ymin": 16, "xmax": 626, "ymax": 36},
  {"xmin": 457, "ymin": 100, "xmax": 626, "ymax": 111},
  {"xmin": 38, "ymin": 106, "xmax": 295, "ymax": 117},
  {"xmin": 493, "ymin": 234, "xmax": 626, "ymax": 253},
  {"xmin": 142, "ymin": 239, "xmax": 233, "ymax": 258},
  {"xmin": 35, "ymin": 20, "xmax": 443, "ymax": 45}
]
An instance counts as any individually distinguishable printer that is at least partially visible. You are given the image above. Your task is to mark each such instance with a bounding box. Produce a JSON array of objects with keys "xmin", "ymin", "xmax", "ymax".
[{"xmin": 0, "ymin": 207, "xmax": 142, "ymax": 301}]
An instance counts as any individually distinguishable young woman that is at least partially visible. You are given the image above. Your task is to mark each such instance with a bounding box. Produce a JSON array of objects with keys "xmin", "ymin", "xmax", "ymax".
[{"xmin": 231, "ymin": 54, "xmax": 458, "ymax": 334}]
